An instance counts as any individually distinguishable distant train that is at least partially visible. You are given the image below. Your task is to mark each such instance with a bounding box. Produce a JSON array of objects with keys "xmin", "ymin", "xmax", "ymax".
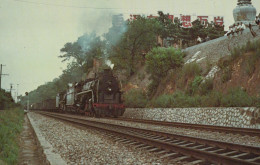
[{"xmin": 31, "ymin": 68, "xmax": 125, "ymax": 117}]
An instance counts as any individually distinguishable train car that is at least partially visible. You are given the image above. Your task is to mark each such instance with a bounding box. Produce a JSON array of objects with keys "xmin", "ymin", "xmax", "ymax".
[
  {"xmin": 58, "ymin": 68, "xmax": 125, "ymax": 117},
  {"xmin": 42, "ymin": 99, "xmax": 57, "ymax": 112},
  {"xmin": 31, "ymin": 102, "xmax": 42, "ymax": 110}
]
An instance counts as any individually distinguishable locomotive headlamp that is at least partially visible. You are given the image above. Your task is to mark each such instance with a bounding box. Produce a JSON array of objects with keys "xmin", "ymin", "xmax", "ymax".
[{"xmin": 108, "ymin": 87, "xmax": 112, "ymax": 91}]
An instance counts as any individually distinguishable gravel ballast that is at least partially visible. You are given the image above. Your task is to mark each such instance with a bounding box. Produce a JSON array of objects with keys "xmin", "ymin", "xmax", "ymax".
[
  {"xmin": 28, "ymin": 112, "xmax": 164, "ymax": 165},
  {"xmin": 70, "ymin": 114, "xmax": 260, "ymax": 148}
]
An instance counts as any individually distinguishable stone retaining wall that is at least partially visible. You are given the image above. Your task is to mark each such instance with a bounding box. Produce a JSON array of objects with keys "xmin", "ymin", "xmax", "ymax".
[{"xmin": 123, "ymin": 107, "xmax": 260, "ymax": 129}]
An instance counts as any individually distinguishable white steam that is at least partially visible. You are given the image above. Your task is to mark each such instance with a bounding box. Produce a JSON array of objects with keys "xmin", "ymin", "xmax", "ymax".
[{"xmin": 105, "ymin": 59, "xmax": 114, "ymax": 69}]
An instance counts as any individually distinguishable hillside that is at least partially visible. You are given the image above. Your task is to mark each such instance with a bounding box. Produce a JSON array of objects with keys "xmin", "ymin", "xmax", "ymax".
[{"xmin": 124, "ymin": 26, "xmax": 260, "ymax": 107}]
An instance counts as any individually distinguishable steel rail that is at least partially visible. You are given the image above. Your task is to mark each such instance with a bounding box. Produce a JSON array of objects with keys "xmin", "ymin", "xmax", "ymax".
[
  {"xmin": 37, "ymin": 112, "xmax": 260, "ymax": 165},
  {"xmin": 109, "ymin": 117, "xmax": 260, "ymax": 137}
]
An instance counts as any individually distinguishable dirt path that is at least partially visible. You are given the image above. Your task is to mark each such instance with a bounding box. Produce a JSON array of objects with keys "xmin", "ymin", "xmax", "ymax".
[{"xmin": 18, "ymin": 114, "xmax": 46, "ymax": 165}]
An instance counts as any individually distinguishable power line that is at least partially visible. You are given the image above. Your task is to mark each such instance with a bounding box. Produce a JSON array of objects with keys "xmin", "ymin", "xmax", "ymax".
[
  {"xmin": 13, "ymin": 0, "xmax": 125, "ymax": 10},
  {"xmin": 13, "ymin": 0, "xmax": 225, "ymax": 17}
]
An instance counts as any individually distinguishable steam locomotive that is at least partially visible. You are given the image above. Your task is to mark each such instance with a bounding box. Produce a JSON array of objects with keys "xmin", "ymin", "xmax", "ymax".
[
  {"xmin": 56, "ymin": 68, "xmax": 125, "ymax": 117},
  {"xmin": 31, "ymin": 68, "xmax": 125, "ymax": 117}
]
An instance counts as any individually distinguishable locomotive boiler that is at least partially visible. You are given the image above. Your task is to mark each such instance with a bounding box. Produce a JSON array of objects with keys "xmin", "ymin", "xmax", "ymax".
[{"xmin": 57, "ymin": 68, "xmax": 125, "ymax": 117}]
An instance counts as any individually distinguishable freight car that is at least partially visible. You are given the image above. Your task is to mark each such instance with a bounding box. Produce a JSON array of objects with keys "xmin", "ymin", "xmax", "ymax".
[
  {"xmin": 56, "ymin": 68, "xmax": 125, "ymax": 117},
  {"xmin": 31, "ymin": 99, "xmax": 57, "ymax": 112},
  {"xmin": 31, "ymin": 102, "xmax": 43, "ymax": 110},
  {"xmin": 42, "ymin": 99, "xmax": 56, "ymax": 112}
]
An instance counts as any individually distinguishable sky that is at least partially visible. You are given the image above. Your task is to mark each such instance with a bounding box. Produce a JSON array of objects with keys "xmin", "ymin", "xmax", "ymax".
[{"xmin": 0, "ymin": 0, "xmax": 260, "ymax": 99}]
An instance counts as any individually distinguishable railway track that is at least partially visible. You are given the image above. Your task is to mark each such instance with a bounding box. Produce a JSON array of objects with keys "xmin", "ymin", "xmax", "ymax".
[
  {"xmin": 108, "ymin": 117, "xmax": 260, "ymax": 137},
  {"xmin": 37, "ymin": 112, "xmax": 260, "ymax": 165}
]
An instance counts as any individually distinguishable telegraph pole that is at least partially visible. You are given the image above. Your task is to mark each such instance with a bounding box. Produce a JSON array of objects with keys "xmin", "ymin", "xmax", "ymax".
[
  {"xmin": 16, "ymin": 84, "xmax": 19, "ymax": 102},
  {"xmin": 0, "ymin": 64, "xmax": 9, "ymax": 89},
  {"xmin": 10, "ymin": 83, "xmax": 13, "ymax": 93}
]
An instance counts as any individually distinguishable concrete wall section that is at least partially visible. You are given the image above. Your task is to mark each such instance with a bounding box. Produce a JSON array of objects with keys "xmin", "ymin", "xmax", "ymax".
[
  {"xmin": 123, "ymin": 107, "xmax": 260, "ymax": 129},
  {"xmin": 183, "ymin": 27, "xmax": 260, "ymax": 65}
]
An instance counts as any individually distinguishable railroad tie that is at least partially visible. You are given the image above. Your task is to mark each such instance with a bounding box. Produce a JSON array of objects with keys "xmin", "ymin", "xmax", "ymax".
[
  {"xmin": 173, "ymin": 141, "xmax": 188, "ymax": 145},
  {"xmin": 171, "ymin": 156, "xmax": 190, "ymax": 161},
  {"xmin": 141, "ymin": 146, "xmax": 153, "ymax": 150},
  {"xmin": 133, "ymin": 144, "xmax": 146, "ymax": 149},
  {"xmin": 208, "ymin": 148, "xmax": 225, "ymax": 153},
  {"xmin": 189, "ymin": 144, "xmax": 205, "ymax": 149},
  {"xmin": 199, "ymin": 146, "xmax": 214, "ymax": 151},
  {"xmin": 220, "ymin": 150, "xmax": 238, "ymax": 156},
  {"xmin": 247, "ymin": 156, "xmax": 260, "ymax": 162},
  {"xmin": 231, "ymin": 153, "xmax": 249, "ymax": 158},
  {"xmin": 179, "ymin": 142, "xmax": 194, "ymax": 147},
  {"xmin": 148, "ymin": 148, "xmax": 159, "ymax": 152},
  {"xmin": 189, "ymin": 159, "xmax": 205, "ymax": 165},
  {"xmin": 160, "ymin": 152, "xmax": 178, "ymax": 159},
  {"xmin": 156, "ymin": 150, "xmax": 168, "ymax": 155}
]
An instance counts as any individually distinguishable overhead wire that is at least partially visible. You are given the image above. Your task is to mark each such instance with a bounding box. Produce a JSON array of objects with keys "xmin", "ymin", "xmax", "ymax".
[{"xmin": 13, "ymin": 0, "xmax": 124, "ymax": 10}]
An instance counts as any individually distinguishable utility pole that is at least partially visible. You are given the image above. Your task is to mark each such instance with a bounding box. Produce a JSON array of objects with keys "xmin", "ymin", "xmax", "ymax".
[
  {"xmin": 0, "ymin": 64, "xmax": 9, "ymax": 89},
  {"xmin": 10, "ymin": 83, "xmax": 13, "ymax": 93},
  {"xmin": 16, "ymin": 84, "xmax": 19, "ymax": 102}
]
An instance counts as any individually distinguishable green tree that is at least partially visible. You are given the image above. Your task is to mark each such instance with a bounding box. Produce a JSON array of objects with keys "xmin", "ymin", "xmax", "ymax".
[
  {"xmin": 146, "ymin": 47, "xmax": 184, "ymax": 96},
  {"xmin": 59, "ymin": 32, "xmax": 105, "ymax": 70},
  {"xmin": 111, "ymin": 16, "xmax": 162, "ymax": 76},
  {"xmin": 146, "ymin": 47, "xmax": 184, "ymax": 79}
]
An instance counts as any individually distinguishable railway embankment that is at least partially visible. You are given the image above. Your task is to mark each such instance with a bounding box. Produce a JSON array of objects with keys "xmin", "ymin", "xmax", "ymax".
[
  {"xmin": 27, "ymin": 113, "xmax": 67, "ymax": 165},
  {"xmin": 123, "ymin": 107, "xmax": 260, "ymax": 129}
]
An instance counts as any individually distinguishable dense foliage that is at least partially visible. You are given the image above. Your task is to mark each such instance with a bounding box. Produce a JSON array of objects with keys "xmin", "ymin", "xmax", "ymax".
[
  {"xmin": 146, "ymin": 47, "xmax": 184, "ymax": 79},
  {"xmin": 110, "ymin": 16, "xmax": 162, "ymax": 76},
  {"xmin": 0, "ymin": 90, "xmax": 16, "ymax": 110},
  {"xmin": 146, "ymin": 47, "xmax": 184, "ymax": 96},
  {"xmin": 124, "ymin": 88, "xmax": 148, "ymax": 108},
  {"xmin": 148, "ymin": 88, "xmax": 260, "ymax": 108}
]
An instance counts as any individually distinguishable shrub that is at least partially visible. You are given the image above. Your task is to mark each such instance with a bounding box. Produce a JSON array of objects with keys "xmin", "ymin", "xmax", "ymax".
[
  {"xmin": 0, "ymin": 90, "xmax": 15, "ymax": 110},
  {"xmin": 245, "ymin": 50, "xmax": 260, "ymax": 76},
  {"xmin": 221, "ymin": 66, "xmax": 232, "ymax": 83},
  {"xmin": 244, "ymin": 40, "xmax": 260, "ymax": 52},
  {"xmin": 245, "ymin": 55, "xmax": 256, "ymax": 76},
  {"xmin": 231, "ymin": 46, "xmax": 243, "ymax": 60},
  {"xmin": 147, "ymin": 79, "xmax": 160, "ymax": 97},
  {"xmin": 149, "ymin": 94, "xmax": 173, "ymax": 108},
  {"xmin": 150, "ymin": 91, "xmax": 202, "ymax": 108},
  {"xmin": 217, "ymin": 56, "xmax": 232, "ymax": 69},
  {"xmin": 191, "ymin": 76, "xmax": 203, "ymax": 95},
  {"xmin": 145, "ymin": 47, "xmax": 184, "ymax": 98},
  {"xmin": 137, "ymin": 73, "xmax": 145, "ymax": 80},
  {"xmin": 124, "ymin": 88, "xmax": 148, "ymax": 108},
  {"xmin": 256, "ymin": 95, "xmax": 260, "ymax": 108},
  {"xmin": 146, "ymin": 47, "xmax": 184, "ymax": 82},
  {"xmin": 200, "ymin": 91, "xmax": 222, "ymax": 107},
  {"xmin": 221, "ymin": 87, "xmax": 253, "ymax": 107},
  {"xmin": 181, "ymin": 62, "xmax": 202, "ymax": 77},
  {"xmin": 199, "ymin": 78, "xmax": 214, "ymax": 95}
]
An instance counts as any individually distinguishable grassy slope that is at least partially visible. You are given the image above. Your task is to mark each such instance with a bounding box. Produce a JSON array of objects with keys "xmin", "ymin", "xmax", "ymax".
[{"xmin": 0, "ymin": 108, "xmax": 24, "ymax": 165}]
